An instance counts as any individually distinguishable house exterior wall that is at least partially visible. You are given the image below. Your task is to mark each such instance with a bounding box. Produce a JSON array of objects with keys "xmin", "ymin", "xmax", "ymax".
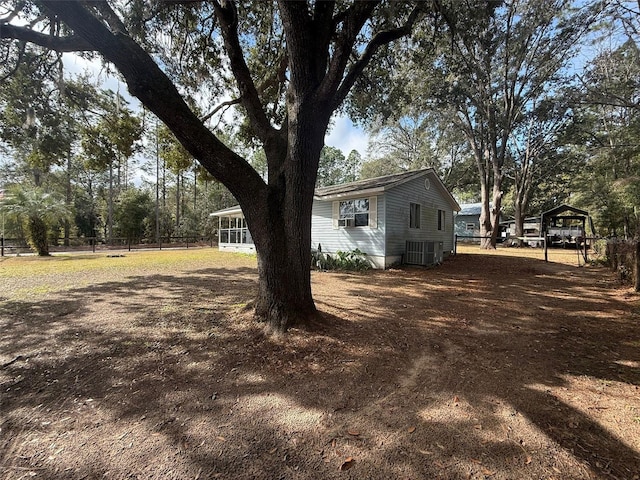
[
  {"xmin": 384, "ymin": 175, "xmax": 455, "ymax": 261},
  {"xmin": 312, "ymin": 174, "xmax": 456, "ymax": 269},
  {"xmin": 454, "ymin": 214, "xmax": 481, "ymax": 241},
  {"xmin": 311, "ymin": 195, "xmax": 387, "ymax": 268},
  {"xmin": 218, "ymin": 243, "xmax": 256, "ymax": 254}
]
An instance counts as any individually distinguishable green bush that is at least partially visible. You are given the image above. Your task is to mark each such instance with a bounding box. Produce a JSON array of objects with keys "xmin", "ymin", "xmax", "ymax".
[
  {"xmin": 592, "ymin": 238, "xmax": 608, "ymax": 257},
  {"xmin": 311, "ymin": 245, "xmax": 371, "ymax": 271}
]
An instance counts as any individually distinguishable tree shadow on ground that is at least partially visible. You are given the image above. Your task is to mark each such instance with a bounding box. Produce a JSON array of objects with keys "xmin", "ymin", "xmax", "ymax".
[
  {"xmin": 0, "ymin": 256, "xmax": 639, "ymax": 479},
  {"xmin": 312, "ymin": 255, "xmax": 640, "ymax": 478}
]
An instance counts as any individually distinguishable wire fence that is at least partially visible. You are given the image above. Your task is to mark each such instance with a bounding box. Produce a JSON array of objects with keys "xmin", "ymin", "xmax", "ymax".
[
  {"xmin": 454, "ymin": 234, "xmax": 599, "ymax": 266},
  {"xmin": 0, "ymin": 236, "xmax": 217, "ymax": 257}
]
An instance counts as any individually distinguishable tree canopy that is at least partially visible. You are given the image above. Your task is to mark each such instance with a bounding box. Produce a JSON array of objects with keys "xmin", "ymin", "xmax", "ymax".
[
  {"xmin": 411, "ymin": 0, "xmax": 600, "ymax": 247},
  {"xmin": 570, "ymin": 38, "xmax": 640, "ymax": 237}
]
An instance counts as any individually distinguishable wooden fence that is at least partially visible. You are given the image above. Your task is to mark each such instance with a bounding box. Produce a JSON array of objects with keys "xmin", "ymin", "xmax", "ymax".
[{"xmin": 606, "ymin": 239, "xmax": 640, "ymax": 291}]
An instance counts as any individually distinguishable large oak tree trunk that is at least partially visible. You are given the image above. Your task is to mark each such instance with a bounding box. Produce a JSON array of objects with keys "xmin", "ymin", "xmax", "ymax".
[
  {"xmin": 479, "ymin": 186, "xmax": 493, "ymax": 249},
  {"xmin": 489, "ymin": 178, "xmax": 502, "ymax": 247},
  {"xmin": 252, "ymin": 201, "xmax": 317, "ymax": 331},
  {"xmin": 479, "ymin": 183, "xmax": 503, "ymax": 249},
  {"xmin": 513, "ymin": 162, "xmax": 533, "ymax": 247},
  {"xmin": 514, "ymin": 193, "xmax": 529, "ymax": 247},
  {"xmin": 478, "ymin": 158, "xmax": 503, "ymax": 249},
  {"xmin": 245, "ymin": 103, "xmax": 325, "ymax": 331}
]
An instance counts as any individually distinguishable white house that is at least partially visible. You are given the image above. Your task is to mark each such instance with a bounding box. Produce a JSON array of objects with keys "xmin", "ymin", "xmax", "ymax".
[{"xmin": 210, "ymin": 168, "xmax": 460, "ymax": 268}]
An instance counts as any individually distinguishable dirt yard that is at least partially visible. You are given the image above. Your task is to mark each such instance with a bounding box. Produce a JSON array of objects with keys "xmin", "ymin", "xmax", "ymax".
[{"xmin": 1, "ymin": 246, "xmax": 639, "ymax": 480}]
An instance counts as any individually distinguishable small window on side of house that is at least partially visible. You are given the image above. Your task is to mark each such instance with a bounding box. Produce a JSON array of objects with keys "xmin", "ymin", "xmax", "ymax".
[
  {"xmin": 409, "ymin": 203, "xmax": 421, "ymax": 229},
  {"xmin": 438, "ymin": 209, "xmax": 446, "ymax": 231},
  {"xmin": 466, "ymin": 223, "xmax": 475, "ymax": 231}
]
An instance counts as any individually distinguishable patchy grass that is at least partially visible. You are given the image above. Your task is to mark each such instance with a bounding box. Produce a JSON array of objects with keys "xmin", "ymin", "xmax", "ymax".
[{"xmin": 0, "ymin": 247, "xmax": 256, "ymax": 277}]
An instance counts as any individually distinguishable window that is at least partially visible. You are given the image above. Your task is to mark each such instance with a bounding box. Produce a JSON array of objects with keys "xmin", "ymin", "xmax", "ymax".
[
  {"xmin": 332, "ymin": 197, "xmax": 377, "ymax": 229},
  {"xmin": 438, "ymin": 209, "xmax": 446, "ymax": 231},
  {"xmin": 339, "ymin": 198, "xmax": 369, "ymax": 227},
  {"xmin": 409, "ymin": 203, "xmax": 421, "ymax": 229},
  {"xmin": 219, "ymin": 216, "xmax": 252, "ymax": 244},
  {"xmin": 466, "ymin": 223, "xmax": 475, "ymax": 231}
]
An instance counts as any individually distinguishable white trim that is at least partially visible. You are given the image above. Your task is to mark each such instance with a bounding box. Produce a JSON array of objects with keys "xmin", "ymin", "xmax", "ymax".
[
  {"xmin": 369, "ymin": 196, "xmax": 377, "ymax": 229},
  {"xmin": 315, "ymin": 187, "xmax": 384, "ymax": 201},
  {"xmin": 209, "ymin": 205, "xmax": 244, "ymax": 217},
  {"xmin": 218, "ymin": 244, "xmax": 256, "ymax": 254}
]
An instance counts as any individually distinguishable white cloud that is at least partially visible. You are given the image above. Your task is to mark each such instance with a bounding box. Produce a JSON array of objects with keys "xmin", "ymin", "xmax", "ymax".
[
  {"xmin": 62, "ymin": 53, "xmax": 137, "ymax": 105},
  {"xmin": 324, "ymin": 115, "xmax": 369, "ymax": 157}
]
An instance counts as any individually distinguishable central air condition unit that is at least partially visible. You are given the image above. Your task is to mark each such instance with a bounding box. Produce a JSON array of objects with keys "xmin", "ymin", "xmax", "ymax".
[{"xmin": 405, "ymin": 240, "xmax": 443, "ymax": 266}]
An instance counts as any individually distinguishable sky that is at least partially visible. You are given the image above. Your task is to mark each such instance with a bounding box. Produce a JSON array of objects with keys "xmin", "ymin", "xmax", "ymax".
[
  {"xmin": 324, "ymin": 116, "xmax": 369, "ymax": 157},
  {"xmin": 63, "ymin": 54, "xmax": 371, "ymax": 161}
]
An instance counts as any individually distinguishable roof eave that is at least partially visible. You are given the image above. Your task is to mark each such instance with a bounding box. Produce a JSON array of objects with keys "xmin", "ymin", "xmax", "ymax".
[
  {"xmin": 314, "ymin": 186, "xmax": 385, "ymax": 201},
  {"xmin": 209, "ymin": 206, "xmax": 244, "ymax": 217}
]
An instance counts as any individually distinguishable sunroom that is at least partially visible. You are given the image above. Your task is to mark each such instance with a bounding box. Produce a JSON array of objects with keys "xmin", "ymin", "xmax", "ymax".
[{"xmin": 209, "ymin": 206, "xmax": 255, "ymax": 253}]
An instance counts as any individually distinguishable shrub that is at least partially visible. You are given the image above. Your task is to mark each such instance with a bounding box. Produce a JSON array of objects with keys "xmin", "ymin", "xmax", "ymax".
[{"xmin": 311, "ymin": 245, "xmax": 371, "ymax": 271}]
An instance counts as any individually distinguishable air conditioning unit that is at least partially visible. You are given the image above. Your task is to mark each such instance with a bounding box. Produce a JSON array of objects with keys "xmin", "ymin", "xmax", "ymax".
[{"xmin": 405, "ymin": 240, "xmax": 443, "ymax": 266}]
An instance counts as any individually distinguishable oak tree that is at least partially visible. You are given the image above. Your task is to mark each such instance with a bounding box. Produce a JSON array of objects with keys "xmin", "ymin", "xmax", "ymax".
[
  {"xmin": 1, "ymin": 1, "xmax": 429, "ymax": 331},
  {"xmin": 397, "ymin": 0, "xmax": 599, "ymax": 247}
]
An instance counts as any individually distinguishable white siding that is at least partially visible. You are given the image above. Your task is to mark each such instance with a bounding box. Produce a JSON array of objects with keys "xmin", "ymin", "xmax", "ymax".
[
  {"xmin": 311, "ymin": 171, "xmax": 456, "ymax": 268},
  {"xmin": 311, "ymin": 195, "xmax": 385, "ymax": 257},
  {"xmin": 384, "ymin": 174, "xmax": 455, "ymax": 256}
]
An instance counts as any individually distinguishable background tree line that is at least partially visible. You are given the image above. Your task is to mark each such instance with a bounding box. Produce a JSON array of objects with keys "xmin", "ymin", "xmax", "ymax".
[
  {"xmin": 353, "ymin": 0, "xmax": 640, "ymax": 244},
  {"xmin": 0, "ymin": 58, "xmax": 239, "ymax": 248},
  {"xmin": 0, "ymin": 61, "xmax": 366, "ymax": 250}
]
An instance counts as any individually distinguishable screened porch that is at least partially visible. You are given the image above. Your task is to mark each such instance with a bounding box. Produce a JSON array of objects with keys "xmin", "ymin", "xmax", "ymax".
[{"xmin": 209, "ymin": 206, "xmax": 255, "ymax": 253}]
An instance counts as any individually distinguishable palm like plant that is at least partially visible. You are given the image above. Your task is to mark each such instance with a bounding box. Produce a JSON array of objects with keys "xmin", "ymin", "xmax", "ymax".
[{"xmin": 5, "ymin": 187, "xmax": 70, "ymax": 256}]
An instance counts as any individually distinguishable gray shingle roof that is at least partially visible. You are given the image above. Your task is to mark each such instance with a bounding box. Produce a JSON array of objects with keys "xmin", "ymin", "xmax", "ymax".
[
  {"xmin": 212, "ymin": 168, "xmax": 461, "ymax": 217},
  {"xmin": 314, "ymin": 168, "xmax": 434, "ymax": 198},
  {"xmin": 457, "ymin": 203, "xmax": 484, "ymax": 216}
]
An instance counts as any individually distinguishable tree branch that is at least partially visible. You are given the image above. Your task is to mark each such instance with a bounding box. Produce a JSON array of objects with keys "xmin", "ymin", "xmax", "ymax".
[
  {"xmin": 331, "ymin": 3, "xmax": 426, "ymax": 110},
  {"xmin": 0, "ymin": 23, "xmax": 95, "ymax": 52},
  {"xmin": 0, "ymin": 40, "xmax": 26, "ymax": 83},
  {"xmin": 85, "ymin": 1, "xmax": 128, "ymax": 34},
  {"xmin": 0, "ymin": 1, "xmax": 26, "ymax": 23},
  {"xmin": 201, "ymin": 97, "xmax": 241, "ymax": 124},
  {"xmin": 212, "ymin": 0, "xmax": 285, "ymax": 158},
  {"xmin": 276, "ymin": 1, "xmax": 317, "ymax": 89},
  {"xmin": 318, "ymin": 1, "xmax": 379, "ymax": 103}
]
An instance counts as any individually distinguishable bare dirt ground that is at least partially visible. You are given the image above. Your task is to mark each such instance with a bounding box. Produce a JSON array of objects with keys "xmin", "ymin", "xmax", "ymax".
[{"xmin": 1, "ymin": 246, "xmax": 639, "ymax": 480}]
